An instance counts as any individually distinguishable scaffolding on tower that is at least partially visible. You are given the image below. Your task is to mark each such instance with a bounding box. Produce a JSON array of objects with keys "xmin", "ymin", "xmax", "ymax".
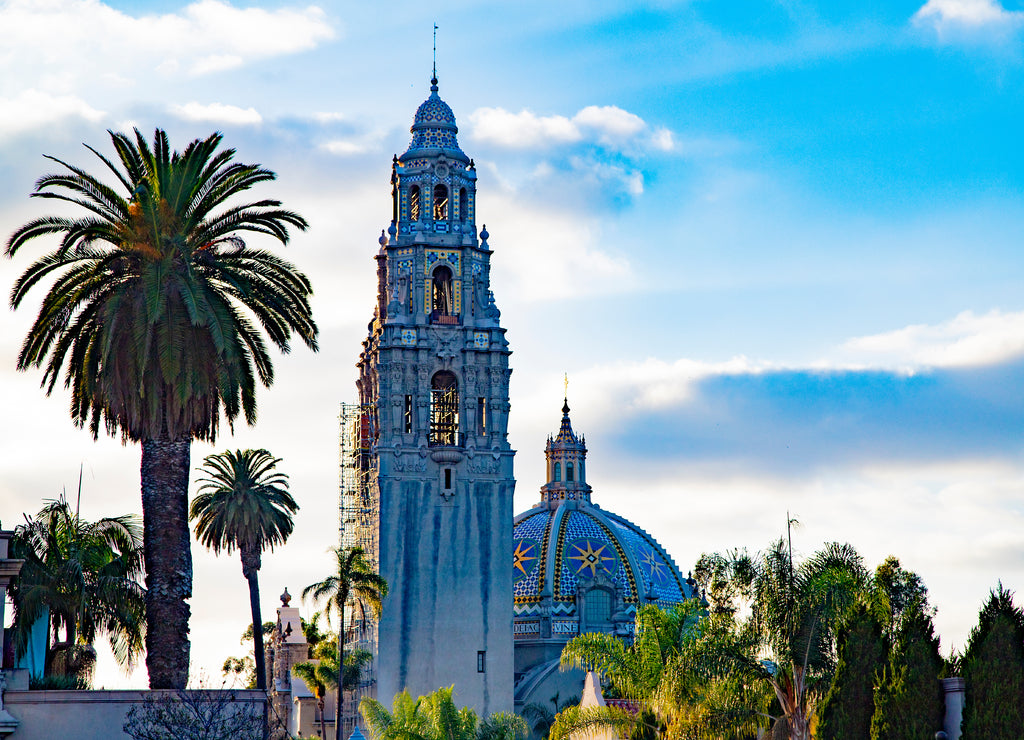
[{"xmin": 338, "ymin": 401, "xmax": 380, "ymax": 737}]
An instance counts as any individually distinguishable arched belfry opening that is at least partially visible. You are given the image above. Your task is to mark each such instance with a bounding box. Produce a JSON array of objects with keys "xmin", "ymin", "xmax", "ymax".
[
  {"xmin": 410, "ymin": 185, "xmax": 421, "ymax": 221},
  {"xmin": 430, "ymin": 370, "xmax": 460, "ymax": 446},
  {"xmin": 433, "ymin": 184, "xmax": 449, "ymax": 220},
  {"xmin": 432, "ymin": 265, "xmax": 454, "ymax": 317}
]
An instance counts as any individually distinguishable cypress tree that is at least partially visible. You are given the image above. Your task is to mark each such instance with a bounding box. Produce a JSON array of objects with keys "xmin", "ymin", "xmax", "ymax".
[
  {"xmin": 960, "ymin": 583, "xmax": 1024, "ymax": 739},
  {"xmin": 818, "ymin": 603, "xmax": 888, "ymax": 740},
  {"xmin": 870, "ymin": 604, "xmax": 944, "ymax": 740}
]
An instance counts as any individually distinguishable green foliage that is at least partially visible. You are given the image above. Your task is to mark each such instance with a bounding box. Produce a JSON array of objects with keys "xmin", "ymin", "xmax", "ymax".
[
  {"xmin": 5, "ymin": 127, "xmax": 317, "ymax": 444},
  {"xmin": 817, "ymin": 603, "xmax": 888, "ymax": 740},
  {"xmin": 360, "ymin": 686, "xmax": 528, "ymax": 740},
  {"xmin": 122, "ymin": 689, "xmax": 263, "ymax": 740},
  {"xmin": 960, "ymin": 583, "xmax": 1024, "ymax": 739},
  {"xmin": 28, "ymin": 674, "xmax": 89, "ymax": 690},
  {"xmin": 10, "ymin": 494, "xmax": 145, "ymax": 672},
  {"xmin": 192, "ymin": 448, "xmax": 298, "ymax": 697},
  {"xmin": 869, "ymin": 604, "xmax": 944, "ymax": 740},
  {"xmin": 693, "ymin": 549, "xmax": 756, "ymax": 617},
  {"xmin": 521, "ymin": 693, "xmax": 578, "ymax": 739},
  {"xmin": 304, "ymin": 546, "xmax": 389, "ymax": 740},
  {"xmin": 191, "ymin": 449, "xmax": 299, "ymax": 570},
  {"xmin": 871, "ymin": 557, "xmax": 932, "ymax": 640}
]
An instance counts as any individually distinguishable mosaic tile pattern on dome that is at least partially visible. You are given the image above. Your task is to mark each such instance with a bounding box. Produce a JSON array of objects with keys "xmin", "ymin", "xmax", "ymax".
[
  {"xmin": 609, "ymin": 518, "xmax": 686, "ymax": 605},
  {"xmin": 555, "ymin": 510, "xmax": 636, "ymax": 603},
  {"xmin": 513, "ymin": 510, "xmax": 550, "ymax": 601}
]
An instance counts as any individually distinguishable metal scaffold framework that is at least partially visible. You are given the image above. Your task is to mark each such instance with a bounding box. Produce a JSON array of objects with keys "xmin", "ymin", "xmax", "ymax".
[{"xmin": 339, "ymin": 402, "xmax": 380, "ymax": 738}]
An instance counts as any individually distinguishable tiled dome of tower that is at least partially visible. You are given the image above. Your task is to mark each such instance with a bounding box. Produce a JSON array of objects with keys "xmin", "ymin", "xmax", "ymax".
[
  {"xmin": 402, "ymin": 75, "xmax": 467, "ymax": 162},
  {"xmin": 512, "ymin": 400, "xmax": 698, "ymax": 711}
]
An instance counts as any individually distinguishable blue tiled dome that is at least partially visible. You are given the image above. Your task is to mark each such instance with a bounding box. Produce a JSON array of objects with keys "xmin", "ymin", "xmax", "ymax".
[
  {"xmin": 405, "ymin": 77, "xmax": 464, "ymax": 156},
  {"xmin": 513, "ymin": 502, "xmax": 694, "ymax": 612}
]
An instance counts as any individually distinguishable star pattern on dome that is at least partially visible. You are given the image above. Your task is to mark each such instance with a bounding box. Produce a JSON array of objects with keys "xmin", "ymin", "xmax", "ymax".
[
  {"xmin": 640, "ymin": 547, "xmax": 668, "ymax": 583},
  {"xmin": 514, "ymin": 540, "xmax": 537, "ymax": 576},
  {"xmin": 569, "ymin": 540, "xmax": 614, "ymax": 578}
]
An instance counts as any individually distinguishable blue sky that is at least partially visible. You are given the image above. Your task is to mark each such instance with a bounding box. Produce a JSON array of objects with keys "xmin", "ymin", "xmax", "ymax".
[{"xmin": 1, "ymin": 0, "xmax": 1024, "ymax": 689}]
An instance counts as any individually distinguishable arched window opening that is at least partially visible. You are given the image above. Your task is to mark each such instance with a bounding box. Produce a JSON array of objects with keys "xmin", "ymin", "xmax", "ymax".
[
  {"xmin": 459, "ymin": 188, "xmax": 468, "ymax": 219},
  {"xmin": 430, "ymin": 371, "xmax": 460, "ymax": 446},
  {"xmin": 409, "ymin": 185, "xmax": 421, "ymax": 221},
  {"xmin": 585, "ymin": 589, "xmax": 612, "ymax": 625},
  {"xmin": 433, "ymin": 184, "xmax": 449, "ymax": 220},
  {"xmin": 432, "ymin": 266, "xmax": 454, "ymax": 317},
  {"xmin": 553, "ymin": 462, "xmax": 561, "ymax": 482},
  {"xmin": 566, "ymin": 462, "xmax": 575, "ymax": 483}
]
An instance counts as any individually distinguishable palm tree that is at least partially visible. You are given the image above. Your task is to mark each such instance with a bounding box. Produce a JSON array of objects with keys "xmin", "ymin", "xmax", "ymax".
[
  {"xmin": 10, "ymin": 494, "xmax": 145, "ymax": 678},
  {"xmin": 294, "ymin": 641, "xmax": 372, "ymax": 739},
  {"xmin": 521, "ymin": 693, "xmax": 579, "ymax": 740},
  {"xmin": 191, "ymin": 448, "xmax": 298, "ymax": 692},
  {"xmin": 303, "ymin": 546, "xmax": 388, "ymax": 740},
  {"xmin": 360, "ymin": 686, "xmax": 528, "ymax": 740},
  {"xmin": 6, "ymin": 128, "xmax": 318, "ymax": 688}
]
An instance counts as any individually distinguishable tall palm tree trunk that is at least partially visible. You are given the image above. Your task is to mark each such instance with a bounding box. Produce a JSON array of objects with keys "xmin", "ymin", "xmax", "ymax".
[
  {"xmin": 243, "ymin": 551, "xmax": 267, "ymax": 691},
  {"xmin": 319, "ymin": 696, "xmax": 328, "ymax": 740},
  {"xmin": 141, "ymin": 437, "xmax": 193, "ymax": 688}
]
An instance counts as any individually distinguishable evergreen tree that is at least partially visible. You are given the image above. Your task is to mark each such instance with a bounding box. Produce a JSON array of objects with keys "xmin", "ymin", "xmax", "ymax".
[
  {"xmin": 818, "ymin": 603, "xmax": 888, "ymax": 740},
  {"xmin": 870, "ymin": 604, "xmax": 944, "ymax": 740},
  {"xmin": 960, "ymin": 583, "xmax": 1024, "ymax": 739}
]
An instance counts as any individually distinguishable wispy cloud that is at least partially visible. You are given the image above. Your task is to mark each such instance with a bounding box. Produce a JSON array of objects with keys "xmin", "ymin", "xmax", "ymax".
[
  {"xmin": 913, "ymin": 0, "xmax": 1024, "ymax": 38},
  {"xmin": 0, "ymin": 0, "xmax": 335, "ymax": 93},
  {"xmin": 169, "ymin": 101, "xmax": 262, "ymax": 126},
  {"xmin": 0, "ymin": 89, "xmax": 104, "ymax": 139},
  {"xmin": 839, "ymin": 309, "xmax": 1024, "ymax": 368},
  {"xmin": 468, "ymin": 105, "xmax": 672, "ymax": 153}
]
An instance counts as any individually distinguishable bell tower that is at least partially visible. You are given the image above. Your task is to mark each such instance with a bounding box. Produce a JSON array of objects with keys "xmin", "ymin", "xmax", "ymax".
[{"xmin": 355, "ymin": 73, "xmax": 514, "ymax": 715}]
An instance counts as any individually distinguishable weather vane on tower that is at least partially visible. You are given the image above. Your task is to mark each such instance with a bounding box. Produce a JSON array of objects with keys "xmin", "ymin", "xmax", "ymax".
[{"xmin": 433, "ymin": 23, "xmax": 438, "ymax": 80}]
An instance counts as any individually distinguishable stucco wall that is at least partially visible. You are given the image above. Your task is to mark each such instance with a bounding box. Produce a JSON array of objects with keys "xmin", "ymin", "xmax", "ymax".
[{"xmin": 5, "ymin": 688, "xmax": 265, "ymax": 740}]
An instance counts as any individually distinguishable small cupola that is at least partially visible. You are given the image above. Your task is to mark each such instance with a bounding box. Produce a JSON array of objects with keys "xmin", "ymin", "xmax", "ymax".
[{"xmin": 541, "ymin": 398, "xmax": 592, "ymax": 507}]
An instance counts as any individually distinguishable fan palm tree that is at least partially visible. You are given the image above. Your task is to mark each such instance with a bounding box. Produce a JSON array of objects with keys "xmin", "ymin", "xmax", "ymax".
[
  {"xmin": 294, "ymin": 641, "xmax": 372, "ymax": 740},
  {"xmin": 303, "ymin": 546, "xmax": 388, "ymax": 740},
  {"xmin": 6, "ymin": 128, "xmax": 317, "ymax": 688},
  {"xmin": 10, "ymin": 494, "xmax": 145, "ymax": 678},
  {"xmin": 360, "ymin": 686, "xmax": 528, "ymax": 740},
  {"xmin": 190, "ymin": 448, "xmax": 298, "ymax": 692}
]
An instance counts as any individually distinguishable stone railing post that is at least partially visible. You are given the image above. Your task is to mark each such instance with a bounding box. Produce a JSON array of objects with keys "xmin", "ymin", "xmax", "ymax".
[{"xmin": 941, "ymin": 677, "xmax": 965, "ymax": 740}]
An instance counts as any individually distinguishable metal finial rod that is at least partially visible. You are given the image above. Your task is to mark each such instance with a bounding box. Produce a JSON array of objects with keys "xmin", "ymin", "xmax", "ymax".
[
  {"xmin": 564, "ymin": 373, "xmax": 569, "ymax": 399},
  {"xmin": 433, "ymin": 24, "xmax": 438, "ymax": 79}
]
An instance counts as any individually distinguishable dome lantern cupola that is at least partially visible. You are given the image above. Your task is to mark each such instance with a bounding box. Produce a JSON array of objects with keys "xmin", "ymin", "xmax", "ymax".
[{"xmin": 541, "ymin": 399, "xmax": 591, "ymax": 506}]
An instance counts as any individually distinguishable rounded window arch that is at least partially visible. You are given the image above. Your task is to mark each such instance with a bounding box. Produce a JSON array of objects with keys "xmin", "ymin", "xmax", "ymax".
[
  {"xmin": 566, "ymin": 462, "xmax": 575, "ymax": 483},
  {"xmin": 432, "ymin": 265, "xmax": 454, "ymax": 316},
  {"xmin": 433, "ymin": 184, "xmax": 449, "ymax": 220},
  {"xmin": 409, "ymin": 185, "xmax": 421, "ymax": 221},
  {"xmin": 553, "ymin": 462, "xmax": 561, "ymax": 482},
  {"xmin": 430, "ymin": 371, "xmax": 459, "ymax": 446}
]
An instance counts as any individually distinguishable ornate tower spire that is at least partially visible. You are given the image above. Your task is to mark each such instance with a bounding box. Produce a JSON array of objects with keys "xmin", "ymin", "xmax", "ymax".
[{"xmin": 541, "ymin": 397, "xmax": 591, "ymax": 506}]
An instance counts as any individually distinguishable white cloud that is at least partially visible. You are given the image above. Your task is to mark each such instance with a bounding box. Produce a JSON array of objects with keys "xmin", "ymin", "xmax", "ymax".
[
  {"xmin": 321, "ymin": 129, "xmax": 388, "ymax": 156},
  {"xmin": 0, "ymin": 0, "xmax": 335, "ymax": 94},
  {"xmin": 468, "ymin": 108, "xmax": 582, "ymax": 149},
  {"xmin": 840, "ymin": 309, "xmax": 1024, "ymax": 368},
  {"xmin": 169, "ymin": 101, "xmax": 262, "ymax": 126},
  {"xmin": 468, "ymin": 104, "xmax": 671, "ymax": 153},
  {"xmin": 0, "ymin": 89, "xmax": 104, "ymax": 139},
  {"xmin": 913, "ymin": 0, "xmax": 1024, "ymax": 34}
]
